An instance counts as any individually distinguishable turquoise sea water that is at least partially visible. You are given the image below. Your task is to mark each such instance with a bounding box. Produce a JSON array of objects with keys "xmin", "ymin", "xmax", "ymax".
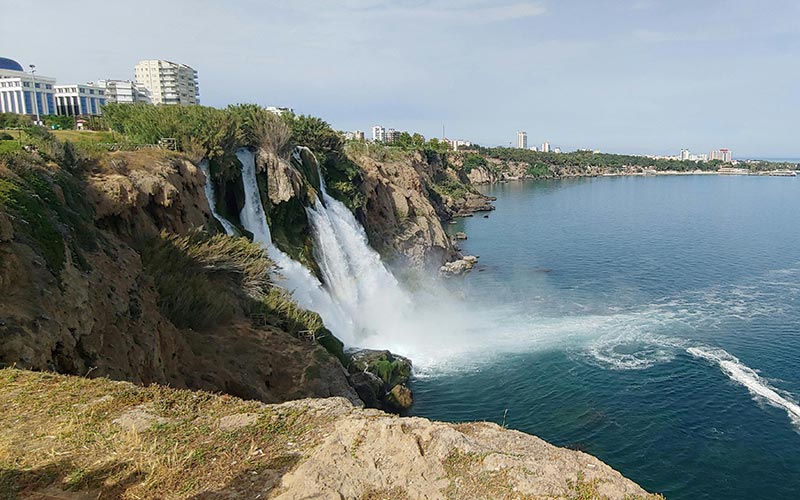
[{"xmin": 409, "ymin": 176, "xmax": 800, "ymax": 500}]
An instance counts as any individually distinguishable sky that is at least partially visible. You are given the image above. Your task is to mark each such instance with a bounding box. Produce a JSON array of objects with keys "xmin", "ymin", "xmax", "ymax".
[{"xmin": 4, "ymin": 0, "xmax": 799, "ymax": 156}]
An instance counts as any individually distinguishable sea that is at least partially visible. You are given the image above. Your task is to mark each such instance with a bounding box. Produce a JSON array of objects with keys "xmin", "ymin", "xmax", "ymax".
[{"xmin": 408, "ymin": 175, "xmax": 800, "ymax": 500}]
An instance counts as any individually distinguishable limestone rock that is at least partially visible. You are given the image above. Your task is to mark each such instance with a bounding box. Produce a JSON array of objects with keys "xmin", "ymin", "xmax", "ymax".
[
  {"xmin": 440, "ymin": 255, "xmax": 479, "ymax": 277},
  {"xmin": 272, "ymin": 397, "xmax": 655, "ymax": 500}
]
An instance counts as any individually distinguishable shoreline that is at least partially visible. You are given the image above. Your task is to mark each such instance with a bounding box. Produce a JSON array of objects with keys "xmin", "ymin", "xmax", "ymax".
[{"xmin": 472, "ymin": 169, "xmax": 798, "ymax": 185}]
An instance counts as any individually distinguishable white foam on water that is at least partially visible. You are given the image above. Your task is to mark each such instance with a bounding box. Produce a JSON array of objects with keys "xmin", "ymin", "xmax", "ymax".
[{"xmin": 687, "ymin": 346, "xmax": 800, "ymax": 430}]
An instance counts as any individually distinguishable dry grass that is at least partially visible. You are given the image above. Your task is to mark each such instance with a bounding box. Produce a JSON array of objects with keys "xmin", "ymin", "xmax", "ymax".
[{"xmin": 0, "ymin": 368, "xmax": 328, "ymax": 499}]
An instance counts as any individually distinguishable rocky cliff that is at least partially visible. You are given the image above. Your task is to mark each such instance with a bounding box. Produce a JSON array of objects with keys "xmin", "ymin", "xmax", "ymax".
[
  {"xmin": 0, "ymin": 149, "xmax": 357, "ymax": 405},
  {"xmin": 346, "ymin": 146, "xmax": 493, "ymax": 269},
  {"xmin": 0, "ymin": 368, "xmax": 662, "ymax": 500}
]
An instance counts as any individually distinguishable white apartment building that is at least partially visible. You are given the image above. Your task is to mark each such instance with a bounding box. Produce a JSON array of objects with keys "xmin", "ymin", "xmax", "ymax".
[
  {"xmin": 517, "ymin": 131, "xmax": 527, "ymax": 149},
  {"xmin": 372, "ymin": 125, "xmax": 386, "ymax": 142},
  {"xmin": 0, "ymin": 58, "xmax": 56, "ymax": 116},
  {"xmin": 709, "ymin": 149, "xmax": 732, "ymax": 162},
  {"xmin": 97, "ymin": 79, "xmax": 151, "ymax": 104},
  {"xmin": 134, "ymin": 60, "xmax": 199, "ymax": 105},
  {"xmin": 542, "ymin": 141, "xmax": 551, "ymax": 153},
  {"xmin": 265, "ymin": 106, "xmax": 293, "ymax": 116},
  {"xmin": 353, "ymin": 130, "xmax": 365, "ymax": 141},
  {"xmin": 54, "ymin": 83, "xmax": 107, "ymax": 116},
  {"xmin": 680, "ymin": 149, "xmax": 691, "ymax": 160}
]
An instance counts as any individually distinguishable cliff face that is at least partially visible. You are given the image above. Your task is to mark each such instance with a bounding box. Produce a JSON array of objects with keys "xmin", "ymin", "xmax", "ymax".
[
  {"xmin": 0, "ymin": 368, "xmax": 661, "ymax": 500},
  {"xmin": 347, "ymin": 148, "xmax": 493, "ymax": 269},
  {"xmin": 0, "ymin": 151, "xmax": 358, "ymax": 405}
]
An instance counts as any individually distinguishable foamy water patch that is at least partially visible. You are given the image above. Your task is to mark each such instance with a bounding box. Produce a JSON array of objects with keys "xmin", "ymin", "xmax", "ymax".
[{"xmin": 688, "ymin": 346, "xmax": 800, "ymax": 431}]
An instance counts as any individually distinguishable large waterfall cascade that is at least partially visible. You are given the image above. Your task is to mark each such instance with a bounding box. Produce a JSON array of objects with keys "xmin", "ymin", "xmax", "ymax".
[{"xmin": 203, "ymin": 148, "xmax": 488, "ymax": 366}]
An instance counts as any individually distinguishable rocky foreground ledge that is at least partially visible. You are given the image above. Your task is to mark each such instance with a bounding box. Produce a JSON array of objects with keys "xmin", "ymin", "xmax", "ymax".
[{"xmin": 0, "ymin": 368, "xmax": 662, "ymax": 500}]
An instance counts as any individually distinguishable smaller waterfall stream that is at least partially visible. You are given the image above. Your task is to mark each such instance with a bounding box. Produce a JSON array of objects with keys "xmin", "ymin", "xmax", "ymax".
[{"xmin": 199, "ymin": 160, "xmax": 237, "ymax": 236}]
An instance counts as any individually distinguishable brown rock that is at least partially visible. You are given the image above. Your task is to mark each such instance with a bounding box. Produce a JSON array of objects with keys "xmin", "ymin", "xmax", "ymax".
[
  {"xmin": 387, "ymin": 384, "xmax": 413, "ymax": 410},
  {"xmin": 0, "ymin": 212, "xmax": 13, "ymax": 242}
]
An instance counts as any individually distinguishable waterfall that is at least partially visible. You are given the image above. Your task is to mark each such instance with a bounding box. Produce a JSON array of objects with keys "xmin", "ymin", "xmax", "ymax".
[
  {"xmin": 306, "ymin": 169, "xmax": 414, "ymax": 341},
  {"xmin": 236, "ymin": 149, "xmax": 356, "ymax": 339},
  {"xmin": 199, "ymin": 159, "xmax": 237, "ymax": 236},
  {"xmin": 206, "ymin": 148, "xmax": 489, "ymax": 364}
]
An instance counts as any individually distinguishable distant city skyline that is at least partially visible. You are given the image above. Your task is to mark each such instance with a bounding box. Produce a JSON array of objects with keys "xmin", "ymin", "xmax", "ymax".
[{"xmin": 5, "ymin": 0, "xmax": 799, "ymax": 156}]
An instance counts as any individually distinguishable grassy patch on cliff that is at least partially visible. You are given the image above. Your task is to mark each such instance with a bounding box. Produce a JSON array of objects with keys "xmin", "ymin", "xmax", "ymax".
[
  {"xmin": 0, "ymin": 152, "xmax": 98, "ymax": 274},
  {"xmin": 0, "ymin": 368, "xmax": 325, "ymax": 499},
  {"xmin": 141, "ymin": 232, "xmax": 340, "ymax": 360},
  {"xmin": 141, "ymin": 232, "xmax": 272, "ymax": 330}
]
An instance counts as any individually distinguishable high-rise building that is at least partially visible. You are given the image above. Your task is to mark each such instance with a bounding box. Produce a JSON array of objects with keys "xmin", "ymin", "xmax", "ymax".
[
  {"xmin": 680, "ymin": 149, "xmax": 690, "ymax": 160},
  {"xmin": 385, "ymin": 128, "xmax": 401, "ymax": 144},
  {"xmin": 0, "ymin": 57, "xmax": 56, "ymax": 116},
  {"xmin": 134, "ymin": 60, "xmax": 199, "ymax": 105},
  {"xmin": 516, "ymin": 131, "xmax": 527, "ymax": 149},
  {"xmin": 709, "ymin": 149, "xmax": 732, "ymax": 162},
  {"xmin": 54, "ymin": 83, "xmax": 107, "ymax": 116},
  {"xmin": 353, "ymin": 130, "xmax": 365, "ymax": 141},
  {"xmin": 96, "ymin": 79, "xmax": 151, "ymax": 104},
  {"xmin": 542, "ymin": 141, "xmax": 550, "ymax": 153},
  {"xmin": 372, "ymin": 125, "xmax": 386, "ymax": 142}
]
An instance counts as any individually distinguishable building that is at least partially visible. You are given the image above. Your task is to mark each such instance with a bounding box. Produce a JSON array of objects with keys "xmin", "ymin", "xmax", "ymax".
[
  {"xmin": 542, "ymin": 141, "xmax": 550, "ymax": 153},
  {"xmin": 516, "ymin": 131, "xmax": 527, "ymax": 149},
  {"xmin": 529, "ymin": 146, "xmax": 538, "ymax": 152},
  {"xmin": 96, "ymin": 79, "xmax": 151, "ymax": 104},
  {"xmin": 266, "ymin": 106, "xmax": 292, "ymax": 116},
  {"xmin": 709, "ymin": 149, "xmax": 732, "ymax": 162},
  {"xmin": 353, "ymin": 130, "xmax": 365, "ymax": 141},
  {"xmin": 385, "ymin": 128, "xmax": 401, "ymax": 144},
  {"xmin": 134, "ymin": 59, "xmax": 199, "ymax": 105},
  {"xmin": 0, "ymin": 57, "xmax": 56, "ymax": 117},
  {"xmin": 372, "ymin": 125, "xmax": 386, "ymax": 142},
  {"xmin": 554, "ymin": 147, "xmax": 562, "ymax": 154},
  {"xmin": 53, "ymin": 83, "xmax": 107, "ymax": 116},
  {"xmin": 680, "ymin": 149, "xmax": 690, "ymax": 160}
]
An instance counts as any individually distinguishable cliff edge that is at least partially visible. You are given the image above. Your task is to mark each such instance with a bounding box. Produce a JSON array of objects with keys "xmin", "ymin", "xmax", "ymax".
[{"xmin": 0, "ymin": 368, "xmax": 662, "ymax": 500}]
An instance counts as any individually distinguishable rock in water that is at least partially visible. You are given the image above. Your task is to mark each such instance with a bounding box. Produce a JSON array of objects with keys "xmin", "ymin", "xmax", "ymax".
[
  {"xmin": 440, "ymin": 255, "xmax": 479, "ymax": 277},
  {"xmin": 347, "ymin": 349, "xmax": 413, "ymax": 412}
]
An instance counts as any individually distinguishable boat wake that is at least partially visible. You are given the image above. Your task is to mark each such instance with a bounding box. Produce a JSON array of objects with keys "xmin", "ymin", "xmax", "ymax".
[{"xmin": 687, "ymin": 346, "xmax": 800, "ymax": 431}]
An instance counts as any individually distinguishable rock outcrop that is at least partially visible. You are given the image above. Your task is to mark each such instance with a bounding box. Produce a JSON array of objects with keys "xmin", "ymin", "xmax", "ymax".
[
  {"xmin": 0, "ymin": 368, "xmax": 662, "ymax": 500},
  {"xmin": 440, "ymin": 255, "xmax": 479, "ymax": 277},
  {"xmin": 346, "ymin": 349, "xmax": 413, "ymax": 412},
  {"xmin": 347, "ymin": 149, "xmax": 494, "ymax": 269}
]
